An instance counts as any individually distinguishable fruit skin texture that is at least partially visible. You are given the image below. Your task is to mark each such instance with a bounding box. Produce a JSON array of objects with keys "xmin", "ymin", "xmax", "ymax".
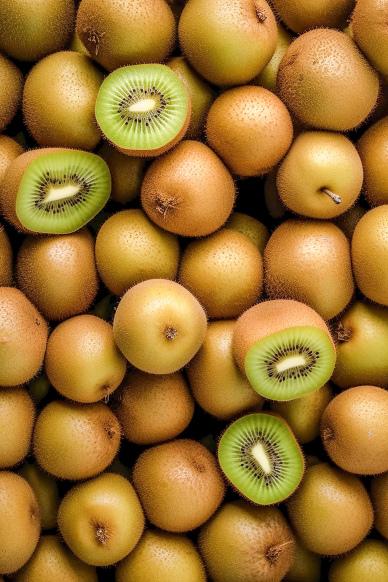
[
  {"xmin": 277, "ymin": 29, "xmax": 379, "ymax": 131},
  {"xmin": 226, "ymin": 212, "xmax": 269, "ymax": 254},
  {"xmin": 199, "ymin": 500, "xmax": 295, "ymax": 582},
  {"xmin": 255, "ymin": 24, "xmax": 293, "ymax": 93},
  {"xmin": 23, "ymin": 51, "xmax": 103, "ymax": 150},
  {"xmin": 179, "ymin": 0, "xmax": 277, "ymax": 86},
  {"xmin": 352, "ymin": 0, "xmax": 388, "ymax": 77},
  {"xmin": 371, "ymin": 472, "xmax": 388, "ymax": 539},
  {"xmin": 0, "ymin": 53, "xmax": 23, "ymax": 133},
  {"xmin": 0, "ymin": 224, "xmax": 13, "ymax": 286},
  {"xmin": 271, "ymin": 0, "xmax": 355, "ymax": 33},
  {"xmin": 58, "ymin": 473, "xmax": 145, "ymax": 567},
  {"xmin": 357, "ymin": 116, "xmax": 388, "ymax": 206},
  {"xmin": 329, "ymin": 539, "xmax": 388, "ymax": 582},
  {"xmin": 19, "ymin": 463, "xmax": 59, "ymax": 530},
  {"xmin": 264, "ymin": 220, "xmax": 355, "ymax": 320},
  {"xmin": 141, "ymin": 140, "xmax": 235, "ymax": 238},
  {"xmin": 0, "ymin": 472, "xmax": 41, "ymax": 575},
  {"xmin": 133, "ymin": 439, "xmax": 225, "ymax": 532},
  {"xmin": 352, "ymin": 205, "xmax": 388, "ymax": 306},
  {"xmin": 76, "ymin": 0, "xmax": 176, "ymax": 71},
  {"xmin": 284, "ymin": 537, "xmax": 321, "ymax": 582},
  {"xmin": 287, "ymin": 463, "xmax": 373, "ymax": 555},
  {"xmin": 17, "ymin": 229, "xmax": 98, "ymax": 321},
  {"xmin": 116, "ymin": 529, "xmax": 207, "ymax": 582},
  {"xmin": 98, "ymin": 144, "xmax": 145, "ymax": 205},
  {"xmin": 0, "ymin": 387, "xmax": 34, "ymax": 469},
  {"xmin": 0, "ymin": 0, "xmax": 75, "ymax": 62},
  {"xmin": 0, "ymin": 135, "xmax": 23, "ymax": 184},
  {"xmin": 179, "ymin": 229, "xmax": 263, "ymax": 319},
  {"xmin": 321, "ymin": 385, "xmax": 388, "ymax": 475},
  {"xmin": 0, "ymin": 287, "xmax": 48, "ymax": 386},
  {"xmin": 206, "ymin": 86, "xmax": 293, "ymax": 177}
]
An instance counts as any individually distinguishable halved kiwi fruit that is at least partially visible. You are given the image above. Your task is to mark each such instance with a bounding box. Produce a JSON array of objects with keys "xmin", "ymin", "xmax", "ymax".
[
  {"xmin": 95, "ymin": 64, "xmax": 191, "ymax": 157},
  {"xmin": 218, "ymin": 413, "xmax": 304, "ymax": 505}
]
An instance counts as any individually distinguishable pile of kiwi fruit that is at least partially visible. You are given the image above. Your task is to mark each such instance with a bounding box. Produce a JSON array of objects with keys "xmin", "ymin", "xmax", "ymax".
[{"xmin": 0, "ymin": 1, "xmax": 388, "ymax": 580}]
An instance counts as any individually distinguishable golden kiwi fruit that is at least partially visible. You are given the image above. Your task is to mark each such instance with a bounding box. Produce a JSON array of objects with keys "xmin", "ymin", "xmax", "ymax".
[
  {"xmin": 98, "ymin": 143, "xmax": 145, "ymax": 205},
  {"xmin": 0, "ymin": 53, "xmax": 23, "ymax": 133},
  {"xmin": 271, "ymin": 0, "xmax": 355, "ymax": 33},
  {"xmin": 19, "ymin": 462, "xmax": 59, "ymax": 530},
  {"xmin": 0, "ymin": 135, "xmax": 23, "ymax": 183},
  {"xmin": 329, "ymin": 539, "xmax": 388, "ymax": 582},
  {"xmin": 352, "ymin": 0, "xmax": 388, "ymax": 77},
  {"xmin": 0, "ymin": 386, "xmax": 35, "ymax": 468},
  {"xmin": 0, "ymin": 223, "xmax": 13, "ymax": 286},
  {"xmin": 255, "ymin": 24, "xmax": 293, "ymax": 92},
  {"xmin": 225, "ymin": 212, "xmax": 269, "ymax": 254},
  {"xmin": 371, "ymin": 472, "xmax": 388, "ymax": 540},
  {"xmin": 357, "ymin": 116, "xmax": 388, "ymax": 206}
]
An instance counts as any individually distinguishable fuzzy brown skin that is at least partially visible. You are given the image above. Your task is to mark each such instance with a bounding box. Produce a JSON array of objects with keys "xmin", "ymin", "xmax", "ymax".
[
  {"xmin": 371, "ymin": 473, "xmax": 388, "ymax": 540},
  {"xmin": 352, "ymin": 0, "xmax": 388, "ymax": 77},
  {"xmin": 0, "ymin": 224, "xmax": 13, "ymax": 287},
  {"xmin": 0, "ymin": 53, "xmax": 23, "ymax": 133},
  {"xmin": 271, "ymin": 0, "xmax": 354, "ymax": 34},
  {"xmin": 357, "ymin": 116, "xmax": 388, "ymax": 206}
]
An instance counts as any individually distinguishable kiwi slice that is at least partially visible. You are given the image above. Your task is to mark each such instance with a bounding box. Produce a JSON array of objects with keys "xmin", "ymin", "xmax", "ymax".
[
  {"xmin": 218, "ymin": 413, "xmax": 304, "ymax": 505},
  {"xmin": 95, "ymin": 64, "xmax": 191, "ymax": 157},
  {"xmin": 16, "ymin": 149, "xmax": 111, "ymax": 234}
]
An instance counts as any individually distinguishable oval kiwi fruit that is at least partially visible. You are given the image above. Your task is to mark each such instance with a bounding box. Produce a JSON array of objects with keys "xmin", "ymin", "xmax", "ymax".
[
  {"xmin": 284, "ymin": 537, "xmax": 321, "ymax": 582},
  {"xmin": 19, "ymin": 463, "xmax": 59, "ymax": 530},
  {"xmin": 98, "ymin": 143, "xmax": 145, "ymax": 205},
  {"xmin": 0, "ymin": 53, "xmax": 23, "ymax": 133},
  {"xmin": 254, "ymin": 24, "xmax": 293, "ymax": 92},
  {"xmin": 0, "ymin": 223, "xmax": 12, "ymax": 286},
  {"xmin": 352, "ymin": 0, "xmax": 388, "ymax": 77},
  {"xmin": 357, "ymin": 116, "xmax": 388, "ymax": 206},
  {"xmin": 225, "ymin": 212, "xmax": 269, "ymax": 254},
  {"xmin": 271, "ymin": 0, "xmax": 355, "ymax": 33},
  {"xmin": 329, "ymin": 539, "xmax": 388, "ymax": 582},
  {"xmin": 0, "ymin": 135, "xmax": 23, "ymax": 183},
  {"xmin": 371, "ymin": 472, "xmax": 388, "ymax": 540},
  {"xmin": 0, "ymin": 386, "xmax": 35, "ymax": 468}
]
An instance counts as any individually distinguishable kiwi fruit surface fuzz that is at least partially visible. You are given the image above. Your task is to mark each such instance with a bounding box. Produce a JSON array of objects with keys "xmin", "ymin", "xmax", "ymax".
[
  {"xmin": 0, "ymin": 387, "xmax": 35, "ymax": 468},
  {"xmin": 271, "ymin": 0, "xmax": 355, "ymax": 33},
  {"xmin": 255, "ymin": 24, "xmax": 293, "ymax": 92},
  {"xmin": 23, "ymin": 51, "xmax": 103, "ymax": 150},
  {"xmin": 226, "ymin": 212, "xmax": 269, "ymax": 253},
  {"xmin": 76, "ymin": 0, "xmax": 176, "ymax": 71},
  {"xmin": 284, "ymin": 537, "xmax": 321, "ymax": 582},
  {"xmin": 19, "ymin": 463, "xmax": 59, "ymax": 530},
  {"xmin": 371, "ymin": 472, "xmax": 388, "ymax": 539},
  {"xmin": 352, "ymin": 0, "xmax": 388, "ymax": 77},
  {"xmin": 95, "ymin": 64, "xmax": 190, "ymax": 157},
  {"xmin": 277, "ymin": 29, "xmax": 379, "ymax": 130},
  {"xmin": 0, "ymin": 224, "xmax": 13, "ymax": 286},
  {"xmin": 98, "ymin": 143, "xmax": 145, "ymax": 204},
  {"xmin": 141, "ymin": 140, "xmax": 235, "ymax": 237},
  {"xmin": 0, "ymin": 135, "xmax": 23, "ymax": 183},
  {"xmin": 133, "ymin": 439, "xmax": 225, "ymax": 532},
  {"xmin": 199, "ymin": 500, "xmax": 295, "ymax": 582},
  {"xmin": 329, "ymin": 539, "xmax": 388, "ymax": 582},
  {"xmin": 358, "ymin": 116, "xmax": 388, "ymax": 206},
  {"xmin": 0, "ymin": 53, "xmax": 23, "ymax": 133},
  {"xmin": 233, "ymin": 299, "xmax": 336, "ymax": 400}
]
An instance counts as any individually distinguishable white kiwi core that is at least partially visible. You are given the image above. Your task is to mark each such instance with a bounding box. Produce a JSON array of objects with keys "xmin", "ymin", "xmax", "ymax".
[
  {"xmin": 251, "ymin": 442, "xmax": 272, "ymax": 475},
  {"xmin": 275, "ymin": 354, "xmax": 307, "ymax": 374},
  {"xmin": 128, "ymin": 98, "xmax": 158, "ymax": 113},
  {"xmin": 44, "ymin": 183, "xmax": 81, "ymax": 203}
]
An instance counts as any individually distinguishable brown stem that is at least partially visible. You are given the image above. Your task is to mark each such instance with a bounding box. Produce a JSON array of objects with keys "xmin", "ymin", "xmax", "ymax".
[
  {"xmin": 321, "ymin": 425, "xmax": 335, "ymax": 443},
  {"xmin": 266, "ymin": 540, "xmax": 294, "ymax": 564},
  {"xmin": 256, "ymin": 9, "xmax": 267, "ymax": 22},
  {"xmin": 164, "ymin": 326, "xmax": 177, "ymax": 341},
  {"xmin": 321, "ymin": 188, "xmax": 342, "ymax": 205},
  {"xmin": 335, "ymin": 322, "xmax": 352, "ymax": 343}
]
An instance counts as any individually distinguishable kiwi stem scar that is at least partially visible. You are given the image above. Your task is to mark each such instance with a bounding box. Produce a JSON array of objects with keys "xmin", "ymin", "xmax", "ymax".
[
  {"xmin": 251, "ymin": 442, "xmax": 272, "ymax": 475},
  {"xmin": 276, "ymin": 354, "xmax": 307, "ymax": 374},
  {"xmin": 321, "ymin": 188, "xmax": 342, "ymax": 205}
]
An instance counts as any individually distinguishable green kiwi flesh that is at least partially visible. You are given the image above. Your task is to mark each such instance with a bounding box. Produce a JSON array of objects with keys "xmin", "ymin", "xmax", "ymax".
[
  {"xmin": 218, "ymin": 413, "xmax": 304, "ymax": 505},
  {"xmin": 95, "ymin": 64, "xmax": 191, "ymax": 157}
]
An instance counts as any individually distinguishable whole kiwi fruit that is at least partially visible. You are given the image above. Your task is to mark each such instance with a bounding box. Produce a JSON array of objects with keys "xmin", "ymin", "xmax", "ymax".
[
  {"xmin": 255, "ymin": 24, "xmax": 293, "ymax": 92},
  {"xmin": 0, "ymin": 53, "xmax": 23, "ymax": 133},
  {"xmin": 0, "ymin": 224, "xmax": 13, "ymax": 286},
  {"xmin": 0, "ymin": 135, "xmax": 23, "ymax": 183},
  {"xmin": 19, "ymin": 463, "xmax": 59, "ymax": 530},
  {"xmin": 225, "ymin": 212, "xmax": 269, "ymax": 254},
  {"xmin": 98, "ymin": 143, "xmax": 145, "ymax": 205},
  {"xmin": 271, "ymin": 0, "xmax": 355, "ymax": 33},
  {"xmin": 371, "ymin": 472, "xmax": 388, "ymax": 539},
  {"xmin": 0, "ymin": 386, "xmax": 35, "ymax": 468},
  {"xmin": 357, "ymin": 116, "xmax": 388, "ymax": 206},
  {"xmin": 352, "ymin": 0, "xmax": 388, "ymax": 77},
  {"xmin": 329, "ymin": 539, "xmax": 388, "ymax": 582}
]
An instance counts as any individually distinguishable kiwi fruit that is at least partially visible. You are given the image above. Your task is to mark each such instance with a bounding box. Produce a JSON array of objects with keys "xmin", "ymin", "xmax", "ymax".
[
  {"xmin": 199, "ymin": 500, "xmax": 295, "ymax": 582},
  {"xmin": 23, "ymin": 51, "xmax": 103, "ymax": 150},
  {"xmin": 255, "ymin": 24, "xmax": 293, "ymax": 92},
  {"xmin": 335, "ymin": 204, "xmax": 366, "ymax": 239},
  {"xmin": 0, "ymin": 471, "xmax": 40, "ymax": 575},
  {"xmin": 277, "ymin": 29, "xmax": 380, "ymax": 131},
  {"xmin": 371, "ymin": 472, "xmax": 388, "ymax": 539},
  {"xmin": 264, "ymin": 219, "xmax": 355, "ymax": 320},
  {"xmin": 95, "ymin": 64, "xmax": 191, "ymax": 157},
  {"xmin": 329, "ymin": 539, "xmax": 388, "ymax": 582},
  {"xmin": 352, "ymin": 206, "xmax": 388, "ymax": 305},
  {"xmin": 179, "ymin": 0, "xmax": 277, "ymax": 86},
  {"xmin": 95, "ymin": 209, "xmax": 180, "ymax": 296},
  {"xmin": 14, "ymin": 535, "xmax": 98, "ymax": 582},
  {"xmin": 206, "ymin": 86, "xmax": 293, "ymax": 177},
  {"xmin": 116, "ymin": 529, "xmax": 207, "ymax": 582},
  {"xmin": 271, "ymin": 0, "xmax": 355, "ymax": 33},
  {"xmin": 276, "ymin": 131, "xmax": 363, "ymax": 219},
  {"xmin": 168, "ymin": 56, "xmax": 215, "ymax": 139},
  {"xmin": 19, "ymin": 463, "xmax": 59, "ymax": 530},
  {"xmin": 133, "ymin": 439, "xmax": 225, "ymax": 532},
  {"xmin": 321, "ymin": 385, "xmax": 388, "ymax": 475},
  {"xmin": 179, "ymin": 229, "xmax": 263, "ymax": 319},
  {"xmin": 287, "ymin": 462, "xmax": 373, "ymax": 555},
  {"xmin": 0, "ymin": 148, "xmax": 111, "ymax": 234},
  {"xmin": 0, "ymin": 287, "xmax": 48, "ymax": 386},
  {"xmin": 218, "ymin": 412, "xmax": 304, "ymax": 505},
  {"xmin": 0, "ymin": 53, "xmax": 23, "ymax": 133},
  {"xmin": 0, "ymin": 386, "xmax": 35, "ymax": 468},
  {"xmin": 113, "ymin": 279, "xmax": 207, "ymax": 374},
  {"xmin": 58, "ymin": 472, "xmax": 144, "ymax": 566},
  {"xmin": 141, "ymin": 140, "xmax": 235, "ymax": 237},
  {"xmin": 0, "ymin": 135, "xmax": 23, "ymax": 183},
  {"xmin": 115, "ymin": 370, "xmax": 194, "ymax": 445},
  {"xmin": 33, "ymin": 400, "xmax": 121, "ymax": 480},
  {"xmin": 76, "ymin": 0, "xmax": 176, "ymax": 71},
  {"xmin": 98, "ymin": 143, "xmax": 145, "ymax": 204},
  {"xmin": 233, "ymin": 299, "xmax": 336, "ymax": 400},
  {"xmin": 284, "ymin": 537, "xmax": 321, "ymax": 582},
  {"xmin": 271, "ymin": 383, "xmax": 333, "ymax": 444},
  {"xmin": 187, "ymin": 320, "xmax": 263, "ymax": 420},
  {"xmin": 264, "ymin": 169, "xmax": 287, "ymax": 219},
  {"xmin": 357, "ymin": 116, "xmax": 388, "ymax": 206},
  {"xmin": 225, "ymin": 212, "xmax": 269, "ymax": 254},
  {"xmin": 17, "ymin": 229, "xmax": 98, "ymax": 321},
  {"xmin": 70, "ymin": 31, "xmax": 91, "ymax": 56},
  {"xmin": 352, "ymin": 0, "xmax": 388, "ymax": 77},
  {"xmin": 0, "ymin": 223, "xmax": 13, "ymax": 286}
]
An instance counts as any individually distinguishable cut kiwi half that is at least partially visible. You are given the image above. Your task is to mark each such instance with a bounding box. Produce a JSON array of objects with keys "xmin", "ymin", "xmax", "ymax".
[
  {"xmin": 95, "ymin": 64, "xmax": 191, "ymax": 157},
  {"xmin": 218, "ymin": 413, "xmax": 305, "ymax": 505}
]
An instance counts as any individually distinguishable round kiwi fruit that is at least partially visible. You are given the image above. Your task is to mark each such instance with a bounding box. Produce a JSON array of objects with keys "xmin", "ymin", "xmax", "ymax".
[
  {"xmin": 95, "ymin": 64, "xmax": 191, "ymax": 157},
  {"xmin": 187, "ymin": 320, "xmax": 263, "ymax": 420},
  {"xmin": 0, "ymin": 223, "xmax": 13, "ymax": 286},
  {"xmin": 133, "ymin": 439, "xmax": 225, "ymax": 532},
  {"xmin": 19, "ymin": 462, "xmax": 59, "ymax": 530},
  {"xmin": 199, "ymin": 500, "xmax": 296, "ymax": 582},
  {"xmin": 178, "ymin": 228, "xmax": 263, "ymax": 319},
  {"xmin": 371, "ymin": 472, "xmax": 388, "ymax": 539},
  {"xmin": 335, "ymin": 204, "xmax": 366, "ymax": 239},
  {"xmin": 33, "ymin": 400, "xmax": 121, "ymax": 480},
  {"xmin": 0, "ymin": 471, "xmax": 40, "ymax": 575},
  {"xmin": 225, "ymin": 212, "xmax": 269, "ymax": 254},
  {"xmin": 179, "ymin": 0, "xmax": 277, "ymax": 86},
  {"xmin": 98, "ymin": 143, "xmax": 145, "ymax": 205},
  {"xmin": 218, "ymin": 412, "xmax": 305, "ymax": 505},
  {"xmin": 14, "ymin": 535, "xmax": 98, "ymax": 582},
  {"xmin": 17, "ymin": 229, "xmax": 98, "ymax": 321},
  {"xmin": 254, "ymin": 24, "xmax": 293, "ymax": 92},
  {"xmin": 264, "ymin": 219, "xmax": 355, "ymax": 320},
  {"xmin": 141, "ymin": 140, "xmax": 235, "ymax": 237},
  {"xmin": 352, "ymin": 0, "xmax": 388, "ymax": 77},
  {"xmin": 76, "ymin": 0, "xmax": 176, "ymax": 71},
  {"xmin": 284, "ymin": 537, "xmax": 321, "ymax": 582},
  {"xmin": 0, "ymin": 135, "xmax": 23, "ymax": 183},
  {"xmin": 277, "ymin": 29, "xmax": 380, "ymax": 131},
  {"xmin": 0, "ymin": 287, "xmax": 48, "ymax": 386},
  {"xmin": 321, "ymin": 385, "xmax": 388, "ymax": 475},
  {"xmin": 0, "ymin": 386, "xmax": 35, "ymax": 468},
  {"xmin": 0, "ymin": 53, "xmax": 23, "ymax": 133},
  {"xmin": 58, "ymin": 472, "xmax": 145, "ymax": 566},
  {"xmin": 95, "ymin": 209, "xmax": 180, "ymax": 296},
  {"xmin": 0, "ymin": 148, "xmax": 111, "ymax": 234},
  {"xmin": 114, "ymin": 370, "xmax": 194, "ymax": 445},
  {"xmin": 113, "ymin": 279, "xmax": 207, "ymax": 374},
  {"xmin": 357, "ymin": 116, "xmax": 388, "ymax": 206},
  {"xmin": 287, "ymin": 462, "xmax": 373, "ymax": 555},
  {"xmin": 45, "ymin": 314, "xmax": 126, "ymax": 403},
  {"xmin": 233, "ymin": 299, "xmax": 336, "ymax": 401},
  {"xmin": 329, "ymin": 539, "xmax": 388, "ymax": 582},
  {"xmin": 206, "ymin": 86, "xmax": 293, "ymax": 177},
  {"xmin": 116, "ymin": 529, "xmax": 207, "ymax": 582},
  {"xmin": 271, "ymin": 0, "xmax": 355, "ymax": 33},
  {"xmin": 276, "ymin": 131, "xmax": 363, "ymax": 218},
  {"xmin": 23, "ymin": 51, "xmax": 103, "ymax": 150}
]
